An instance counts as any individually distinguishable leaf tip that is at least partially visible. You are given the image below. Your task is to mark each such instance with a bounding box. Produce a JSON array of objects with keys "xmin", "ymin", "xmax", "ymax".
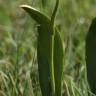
[{"xmin": 19, "ymin": 5, "xmax": 29, "ymax": 8}]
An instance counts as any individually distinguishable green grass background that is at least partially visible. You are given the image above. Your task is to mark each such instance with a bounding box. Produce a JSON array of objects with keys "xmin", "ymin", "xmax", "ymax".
[{"xmin": 0, "ymin": 0, "xmax": 96, "ymax": 96}]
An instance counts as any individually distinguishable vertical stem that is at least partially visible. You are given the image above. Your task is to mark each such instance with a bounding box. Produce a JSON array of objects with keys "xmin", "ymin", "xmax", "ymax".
[
  {"xmin": 51, "ymin": 0, "xmax": 59, "ymax": 31},
  {"xmin": 50, "ymin": 0, "xmax": 59, "ymax": 96},
  {"xmin": 50, "ymin": 33, "xmax": 55, "ymax": 96}
]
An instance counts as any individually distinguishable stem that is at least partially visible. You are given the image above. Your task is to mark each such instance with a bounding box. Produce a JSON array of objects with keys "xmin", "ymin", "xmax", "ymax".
[
  {"xmin": 50, "ymin": 0, "xmax": 59, "ymax": 96},
  {"xmin": 51, "ymin": 0, "xmax": 59, "ymax": 30},
  {"xmin": 50, "ymin": 34, "xmax": 55, "ymax": 96}
]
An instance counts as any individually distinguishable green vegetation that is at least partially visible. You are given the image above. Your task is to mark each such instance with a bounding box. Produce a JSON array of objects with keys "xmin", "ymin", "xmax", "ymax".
[
  {"xmin": 20, "ymin": 0, "xmax": 64, "ymax": 95},
  {"xmin": 86, "ymin": 17, "xmax": 96, "ymax": 95},
  {"xmin": 0, "ymin": 0, "xmax": 96, "ymax": 96}
]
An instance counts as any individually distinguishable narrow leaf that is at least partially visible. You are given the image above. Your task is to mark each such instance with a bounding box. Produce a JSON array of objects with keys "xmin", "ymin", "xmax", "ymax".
[{"xmin": 54, "ymin": 28, "xmax": 64, "ymax": 96}]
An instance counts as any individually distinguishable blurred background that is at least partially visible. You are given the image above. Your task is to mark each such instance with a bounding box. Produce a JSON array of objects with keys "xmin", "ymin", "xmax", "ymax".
[{"xmin": 0, "ymin": 0, "xmax": 96, "ymax": 96}]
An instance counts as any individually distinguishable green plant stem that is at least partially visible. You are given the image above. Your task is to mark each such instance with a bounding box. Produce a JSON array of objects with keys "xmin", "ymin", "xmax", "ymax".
[
  {"xmin": 51, "ymin": 0, "xmax": 59, "ymax": 33},
  {"xmin": 49, "ymin": 0, "xmax": 59, "ymax": 95},
  {"xmin": 50, "ymin": 34, "xmax": 55, "ymax": 96}
]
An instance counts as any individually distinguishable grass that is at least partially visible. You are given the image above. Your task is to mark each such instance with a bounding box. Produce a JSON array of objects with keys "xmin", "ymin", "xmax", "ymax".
[{"xmin": 0, "ymin": 0, "xmax": 96, "ymax": 96}]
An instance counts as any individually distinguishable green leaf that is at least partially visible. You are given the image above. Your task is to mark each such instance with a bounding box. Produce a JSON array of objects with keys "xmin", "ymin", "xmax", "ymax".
[
  {"xmin": 86, "ymin": 17, "xmax": 96, "ymax": 95},
  {"xmin": 20, "ymin": 5, "xmax": 50, "ymax": 25},
  {"xmin": 54, "ymin": 28, "xmax": 64, "ymax": 96},
  {"xmin": 20, "ymin": 5, "xmax": 55, "ymax": 96},
  {"xmin": 20, "ymin": 2, "xmax": 64, "ymax": 96}
]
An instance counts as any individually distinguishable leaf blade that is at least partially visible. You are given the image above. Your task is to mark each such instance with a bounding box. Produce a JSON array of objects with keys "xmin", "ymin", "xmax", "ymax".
[{"xmin": 54, "ymin": 28, "xmax": 64, "ymax": 96}]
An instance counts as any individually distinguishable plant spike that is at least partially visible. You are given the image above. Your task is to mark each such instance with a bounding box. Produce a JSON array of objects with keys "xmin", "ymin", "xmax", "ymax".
[{"xmin": 86, "ymin": 17, "xmax": 96, "ymax": 95}]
